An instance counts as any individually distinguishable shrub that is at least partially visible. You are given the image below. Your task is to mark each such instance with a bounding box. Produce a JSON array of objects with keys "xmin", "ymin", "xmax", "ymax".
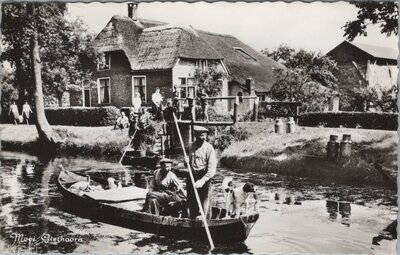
[
  {"xmin": 45, "ymin": 106, "xmax": 120, "ymax": 126},
  {"xmin": 209, "ymin": 126, "xmax": 249, "ymax": 151},
  {"xmin": 299, "ymin": 112, "xmax": 398, "ymax": 131}
]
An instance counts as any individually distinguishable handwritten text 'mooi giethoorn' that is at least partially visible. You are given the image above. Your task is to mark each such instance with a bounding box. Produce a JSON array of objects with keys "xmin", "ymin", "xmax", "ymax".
[{"xmin": 10, "ymin": 233, "xmax": 83, "ymax": 246}]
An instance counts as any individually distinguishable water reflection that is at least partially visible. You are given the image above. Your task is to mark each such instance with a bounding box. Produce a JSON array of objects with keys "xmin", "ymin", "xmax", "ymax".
[
  {"xmin": 0, "ymin": 151, "xmax": 397, "ymax": 254},
  {"xmin": 326, "ymin": 200, "xmax": 352, "ymax": 226}
]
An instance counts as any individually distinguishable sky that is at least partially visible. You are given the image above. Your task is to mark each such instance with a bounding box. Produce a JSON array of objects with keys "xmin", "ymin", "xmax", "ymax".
[{"xmin": 66, "ymin": 2, "xmax": 398, "ymax": 54}]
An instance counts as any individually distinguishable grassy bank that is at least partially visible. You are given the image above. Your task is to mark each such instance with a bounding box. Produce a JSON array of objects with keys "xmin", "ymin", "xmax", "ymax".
[
  {"xmin": 0, "ymin": 124, "xmax": 129, "ymax": 156},
  {"xmin": 222, "ymin": 124, "xmax": 397, "ymax": 186}
]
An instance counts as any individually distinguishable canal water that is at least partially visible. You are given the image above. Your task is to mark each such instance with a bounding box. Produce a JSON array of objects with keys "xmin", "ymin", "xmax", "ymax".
[{"xmin": 0, "ymin": 150, "xmax": 397, "ymax": 254}]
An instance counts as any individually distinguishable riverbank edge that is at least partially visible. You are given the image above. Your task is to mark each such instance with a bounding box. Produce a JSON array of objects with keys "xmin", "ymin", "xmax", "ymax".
[{"xmin": 220, "ymin": 126, "xmax": 398, "ymax": 187}]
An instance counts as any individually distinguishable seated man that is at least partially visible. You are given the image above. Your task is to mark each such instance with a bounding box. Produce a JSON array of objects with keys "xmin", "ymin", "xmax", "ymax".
[
  {"xmin": 114, "ymin": 111, "xmax": 129, "ymax": 130},
  {"xmin": 143, "ymin": 158, "xmax": 186, "ymax": 217}
]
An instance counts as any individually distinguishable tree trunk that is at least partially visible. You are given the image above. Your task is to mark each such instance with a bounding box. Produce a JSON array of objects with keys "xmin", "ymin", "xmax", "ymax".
[{"xmin": 28, "ymin": 3, "xmax": 60, "ymax": 145}]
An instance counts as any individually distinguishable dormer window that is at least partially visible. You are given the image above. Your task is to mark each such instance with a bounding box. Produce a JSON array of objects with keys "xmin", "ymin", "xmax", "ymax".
[
  {"xmin": 233, "ymin": 47, "xmax": 256, "ymax": 61},
  {"xmin": 98, "ymin": 52, "xmax": 111, "ymax": 70}
]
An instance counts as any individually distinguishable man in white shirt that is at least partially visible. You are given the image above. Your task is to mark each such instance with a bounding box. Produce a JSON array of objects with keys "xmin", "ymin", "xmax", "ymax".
[{"xmin": 151, "ymin": 88, "xmax": 163, "ymax": 120}]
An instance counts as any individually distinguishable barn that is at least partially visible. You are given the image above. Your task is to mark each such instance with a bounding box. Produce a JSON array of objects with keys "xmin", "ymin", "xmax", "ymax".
[{"xmin": 327, "ymin": 41, "xmax": 398, "ymax": 92}]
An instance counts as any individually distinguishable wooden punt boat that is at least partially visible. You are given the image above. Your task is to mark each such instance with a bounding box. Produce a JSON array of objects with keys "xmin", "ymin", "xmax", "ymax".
[
  {"xmin": 57, "ymin": 169, "xmax": 259, "ymax": 243},
  {"xmin": 121, "ymin": 148, "xmax": 159, "ymax": 169}
]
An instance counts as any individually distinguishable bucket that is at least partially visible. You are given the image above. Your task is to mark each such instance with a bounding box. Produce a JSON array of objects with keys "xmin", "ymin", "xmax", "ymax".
[
  {"xmin": 340, "ymin": 135, "xmax": 352, "ymax": 157},
  {"xmin": 327, "ymin": 135, "xmax": 339, "ymax": 158},
  {"xmin": 275, "ymin": 119, "xmax": 284, "ymax": 134},
  {"xmin": 286, "ymin": 117, "xmax": 295, "ymax": 133}
]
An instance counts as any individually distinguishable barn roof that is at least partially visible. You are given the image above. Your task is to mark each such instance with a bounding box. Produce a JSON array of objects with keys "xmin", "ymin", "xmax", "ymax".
[
  {"xmin": 352, "ymin": 42, "xmax": 398, "ymax": 61},
  {"xmin": 94, "ymin": 15, "xmax": 283, "ymax": 92},
  {"xmin": 328, "ymin": 41, "xmax": 398, "ymax": 61}
]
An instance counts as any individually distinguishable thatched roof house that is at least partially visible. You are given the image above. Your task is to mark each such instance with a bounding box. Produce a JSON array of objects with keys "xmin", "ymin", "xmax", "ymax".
[{"xmin": 88, "ymin": 3, "xmax": 282, "ymax": 111}]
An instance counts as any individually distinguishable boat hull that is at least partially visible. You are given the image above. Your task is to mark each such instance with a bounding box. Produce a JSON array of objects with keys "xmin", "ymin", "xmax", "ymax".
[{"xmin": 57, "ymin": 171, "xmax": 259, "ymax": 243}]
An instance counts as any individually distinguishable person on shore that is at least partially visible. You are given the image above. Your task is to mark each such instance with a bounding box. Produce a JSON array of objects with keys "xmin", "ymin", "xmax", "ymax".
[
  {"xmin": 151, "ymin": 88, "xmax": 163, "ymax": 120},
  {"xmin": 114, "ymin": 111, "xmax": 129, "ymax": 130},
  {"xmin": 9, "ymin": 101, "xmax": 20, "ymax": 125},
  {"xmin": 198, "ymin": 88, "xmax": 209, "ymax": 122},
  {"xmin": 22, "ymin": 101, "xmax": 33, "ymax": 125},
  {"xmin": 172, "ymin": 86, "xmax": 183, "ymax": 119},
  {"xmin": 132, "ymin": 92, "xmax": 142, "ymax": 114},
  {"xmin": 163, "ymin": 98, "xmax": 176, "ymax": 148},
  {"xmin": 186, "ymin": 126, "xmax": 217, "ymax": 218},
  {"xmin": 143, "ymin": 158, "xmax": 186, "ymax": 216}
]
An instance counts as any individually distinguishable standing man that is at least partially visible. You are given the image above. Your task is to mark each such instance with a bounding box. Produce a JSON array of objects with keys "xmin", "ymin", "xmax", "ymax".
[
  {"xmin": 186, "ymin": 126, "xmax": 217, "ymax": 218},
  {"xmin": 8, "ymin": 101, "xmax": 19, "ymax": 124},
  {"xmin": 151, "ymin": 87, "xmax": 163, "ymax": 120},
  {"xmin": 22, "ymin": 101, "xmax": 33, "ymax": 125}
]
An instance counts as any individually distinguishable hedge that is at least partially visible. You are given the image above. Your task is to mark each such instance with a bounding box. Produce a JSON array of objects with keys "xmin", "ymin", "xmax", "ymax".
[
  {"xmin": 44, "ymin": 106, "xmax": 120, "ymax": 126},
  {"xmin": 298, "ymin": 112, "xmax": 398, "ymax": 131}
]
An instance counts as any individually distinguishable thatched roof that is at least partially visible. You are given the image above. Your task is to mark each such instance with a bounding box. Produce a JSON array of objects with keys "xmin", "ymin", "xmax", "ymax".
[
  {"xmin": 197, "ymin": 30, "xmax": 284, "ymax": 92},
  {"xmin": 94, "ymin": 16, "xmax": 283, "ymax": 92}
]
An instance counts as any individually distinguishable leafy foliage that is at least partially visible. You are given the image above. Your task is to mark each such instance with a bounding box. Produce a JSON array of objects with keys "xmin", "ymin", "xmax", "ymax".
[
  {"xmin": 343, "ymin": 2, "xmax": 398, "ymax": 41},
  {"xmin": 340, "ymin": 85, "xmax": 398, "ymax": 113},
  {"xmin": 193, "ymin": 65, "xmax": 225, "ymax": 97},
  {"xmin": 44, "ymin": 106, "xmax": 120, "ymax": 126},
  {"xmin": 263, "ymin": 45, "xmax": 339, "ymax": 112},
  {"xmin": 299, "ymin": 111, "xmax": 398, "ymax": 131},
  {"xmin": 1, "ymin": 3, "xmax": 98, "ymax": 106}
]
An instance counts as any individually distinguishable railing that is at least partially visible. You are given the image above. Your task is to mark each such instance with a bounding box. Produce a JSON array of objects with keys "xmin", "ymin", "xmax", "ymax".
[{"xmin": 176, "ymin": 95, "xmax": 259, "ymax": 126}]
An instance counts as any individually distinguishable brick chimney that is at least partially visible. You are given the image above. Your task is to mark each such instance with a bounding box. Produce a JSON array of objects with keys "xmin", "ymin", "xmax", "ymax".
[{"xmin": 128, "ymin": 3, "xmax": 138, "ymax": 21}]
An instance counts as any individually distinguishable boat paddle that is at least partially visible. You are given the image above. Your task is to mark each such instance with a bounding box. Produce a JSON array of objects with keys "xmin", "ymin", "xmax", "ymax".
[
  {"xmin": 172, "ymin": 112, "xmax": 215, "ymax": 251},
  {"xmin": 118, "ymin": 129, "xmax": 137, "ymax": 165}
]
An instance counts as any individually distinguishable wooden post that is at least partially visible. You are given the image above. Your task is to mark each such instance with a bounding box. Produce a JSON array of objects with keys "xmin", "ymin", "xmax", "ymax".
[
  {"xmin": 253, "ymin": 97, "xmax": 259, "ymax": 122},
  {"xmin": 233, "ymin": 96, "xmax": 239, "ymax": 126},
  {"xmin": 159, "ymin": 130, "xmax": 165, "ymax": 158},
  {"xmin": 189, "ymin": 98, "xmax": 195, "ymax": 144}
]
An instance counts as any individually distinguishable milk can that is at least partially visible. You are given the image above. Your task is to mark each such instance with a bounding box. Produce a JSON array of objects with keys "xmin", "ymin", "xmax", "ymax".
[
  {"xmin": 275, "ymin": 119, "xmax": 284, "ymax": 134},
  {"xmin": 327, "ymin": 135, "xmax": 339, "ymax": 158},
  {"xmin": 340, "ymin": 134, "xmax": 352, "ymax": 157},
  {"xmin": 286, "ymin": 117, "xmax": 295, "ymax": 133}
]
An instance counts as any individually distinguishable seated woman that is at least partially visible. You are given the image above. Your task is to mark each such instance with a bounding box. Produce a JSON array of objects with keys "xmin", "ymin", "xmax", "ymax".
[{"xmin": 143, "ymin": 158, "xmax": 187, "ymax": 217}]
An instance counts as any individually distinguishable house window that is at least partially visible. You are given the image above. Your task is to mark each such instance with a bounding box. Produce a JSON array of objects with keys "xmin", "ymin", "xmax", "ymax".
[
  {"xmin": 132, "ymin": 76, "xmax": 146, "ymax": 103},
  {"xmin": 178, "ymin": 77, "xmax": 195, "ymax": 98},
  {"xmin": 98, "ymin": 52, "xmax": 111, "ymax": 70},
  {"xmin": 97, "ymin": 78, "xmax": 111, "ymax": 104},
  {"xmin": 258, "ymin": 94, "xmax": 266, "ymax": 102},
  {"xmin": 237, "ymin": 92, "xmax": 243, "ymax": 103}
]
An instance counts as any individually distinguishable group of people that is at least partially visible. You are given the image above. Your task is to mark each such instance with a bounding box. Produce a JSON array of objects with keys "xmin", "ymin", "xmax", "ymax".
[
  {"xmin": 143, "ymin": 125, "xmax": 217, "ymax": 219},
  {"xmin": 8, "ymin": 101, "xmax": 33, "ymax": 125}
]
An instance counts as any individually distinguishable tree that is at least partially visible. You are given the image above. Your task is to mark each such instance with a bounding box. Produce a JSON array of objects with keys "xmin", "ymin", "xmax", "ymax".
[
  {"xmin": 2, "ymin": 3, "xmax": 98, "ymax": 144},
  {"xmin": 2, "ymin": 3, "xmax": 68, "ymax": 144},
  {"xmin": 263, "ymin": 45, "xmax": 339, "ymax": 112},
  {"xmin": 194, "ymin": 65, "xmax": 225, "ymax": 97},
  {"xmin": 343, "ymin": 2, "xmax": 398, "ymax": 41}
]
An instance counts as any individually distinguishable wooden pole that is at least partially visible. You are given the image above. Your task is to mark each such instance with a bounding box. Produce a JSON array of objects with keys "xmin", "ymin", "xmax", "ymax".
[
  {"xmin": 172, "ymin": 113, "xmax": 215, "ymax": 251},
  {"xmin": 118, "ymin": 130, "xmax": 137, "ymax": 165},
  {"xmin": 253, "ymin": 97, "xmax": 259, "ymax": 122},
  {"xmin": 233, "ymin": 96, "xmax": 239, "ymax": 125}
]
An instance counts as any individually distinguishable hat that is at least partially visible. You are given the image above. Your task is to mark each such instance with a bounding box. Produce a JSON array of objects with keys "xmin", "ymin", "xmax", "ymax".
[
  {"xmin": 193, "ymin": 125, "xmax": 208, "ymax": 133},
  {"xmin": 160, "ymin": 158, "xmax": 173, "ymax": 164}
]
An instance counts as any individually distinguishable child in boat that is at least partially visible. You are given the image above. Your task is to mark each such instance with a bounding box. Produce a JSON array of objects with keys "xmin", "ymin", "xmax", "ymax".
[{"xmin": 143, "ymin": 158, "xmax": 187, "ymax": 217}]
